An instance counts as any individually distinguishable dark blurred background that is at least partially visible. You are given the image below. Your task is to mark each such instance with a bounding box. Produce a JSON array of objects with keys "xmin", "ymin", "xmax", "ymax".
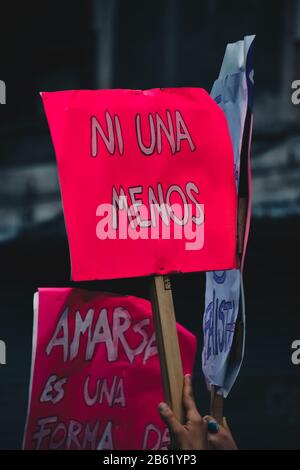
[{"xmin": 0, "ymin": 0, "xmax": 300, "ymax": 450}]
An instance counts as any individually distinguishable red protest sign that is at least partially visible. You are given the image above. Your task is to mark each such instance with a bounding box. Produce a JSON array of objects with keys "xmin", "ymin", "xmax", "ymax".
[
  {"xmin": 42, "ymin": 88, "xmax": 237, "ymax": 281},
  {"xmin": 23, "ymin": 288, "xmax": 196, "ymax": 450}
]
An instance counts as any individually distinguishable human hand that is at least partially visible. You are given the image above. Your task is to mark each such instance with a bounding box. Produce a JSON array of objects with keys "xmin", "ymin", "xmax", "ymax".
[
  {"xmin": 158, "ymin": 374, "xmax": 209, "ymax": 450},
  {"xmin": 204, "ymin": 415, "xmax": 238, "ymax": 450}
]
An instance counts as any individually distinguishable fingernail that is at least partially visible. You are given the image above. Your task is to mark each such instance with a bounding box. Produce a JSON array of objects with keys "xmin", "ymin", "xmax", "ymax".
[{"xmin": 158, "ymin": 402, "xmax": 167, "ymax": 412}]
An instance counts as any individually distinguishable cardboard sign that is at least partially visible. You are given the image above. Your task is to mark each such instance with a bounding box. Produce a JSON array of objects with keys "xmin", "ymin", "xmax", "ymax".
[
  {"xmin": 42, "ymin": 88, "xmax": 237, "ymax": 280},
  {"xmin": 23, "ymin": 288, "xmax": 196, "ymax": 450}
]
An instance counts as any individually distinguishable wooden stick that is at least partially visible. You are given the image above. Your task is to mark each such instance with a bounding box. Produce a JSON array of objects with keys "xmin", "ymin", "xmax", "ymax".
[
  {"xmin": 150, "ymin": 275, "xmax": 184, "ymax": 423},
  {"xmin": 210, "ymin": 385, "xmax": 223, "ymax": 424}
]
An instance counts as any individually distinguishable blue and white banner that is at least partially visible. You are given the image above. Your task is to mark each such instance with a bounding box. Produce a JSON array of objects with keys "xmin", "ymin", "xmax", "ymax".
[{"xmin": 202, "ymin": 35, "xmax": 255, "ymax": 397}]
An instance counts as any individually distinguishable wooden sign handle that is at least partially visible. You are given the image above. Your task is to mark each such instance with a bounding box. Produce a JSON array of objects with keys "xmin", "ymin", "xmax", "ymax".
[
  {"xmin": 150, "ymin": 275, "xmax": 184, "ymax": 423},
  {"xmin": 210, "ymin": 385, "xmax": 224, "ymax": 424}
]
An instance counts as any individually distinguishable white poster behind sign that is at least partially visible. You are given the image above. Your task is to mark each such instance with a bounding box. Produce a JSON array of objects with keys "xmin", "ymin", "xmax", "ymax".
[{"xmin": 202, "ymin": 35, "xmax": 255, "ymax": 397}]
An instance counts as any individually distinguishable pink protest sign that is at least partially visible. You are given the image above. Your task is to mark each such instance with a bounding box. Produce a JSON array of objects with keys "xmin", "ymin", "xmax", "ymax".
[
  {"xmin": 23, "ymin": 288, "xmax": 196, "ymax": 450},
  {"xmin": 41, "ymin": 88, "xmax": 237, "ymax": 281}
]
